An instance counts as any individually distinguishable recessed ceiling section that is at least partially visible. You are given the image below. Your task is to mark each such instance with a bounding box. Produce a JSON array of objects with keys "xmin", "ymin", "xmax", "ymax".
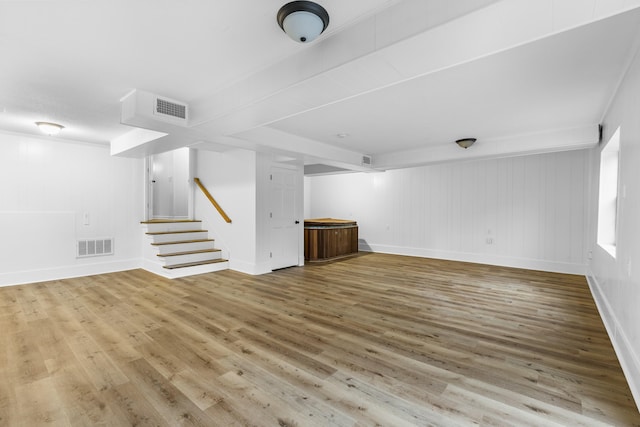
[
  {"xmin": 0, "ymin": 0, "xmax": 403, "ymax": 144},
  {"xmin": 268, "ymin": 9, "xmax": 640, "ymax": 158},
  {"xmin": 1, "ymin": 1, "xmax": 639, "ymax": 170},
  {"xmin": 188, "ymin": 0, "xmax": 504, "ymax": 128}
]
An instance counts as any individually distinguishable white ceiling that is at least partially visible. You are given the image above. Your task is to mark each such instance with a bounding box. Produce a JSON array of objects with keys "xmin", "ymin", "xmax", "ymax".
[
  {"xmin": 0, "ymin": 0, "xmax": 402, "ymax": 143},
  {"xmin": 272, "ymin": 17, "xmax": 637, "ymax": 155},
  {"xmin": 1, "ymin": 0, "xmax": 640, "ymax": 172}
]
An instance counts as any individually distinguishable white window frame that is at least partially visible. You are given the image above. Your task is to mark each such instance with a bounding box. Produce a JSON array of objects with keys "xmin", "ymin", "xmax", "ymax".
[{"xmin": 597, "ymin": 127, "xmax": 620, "ymax": 258}]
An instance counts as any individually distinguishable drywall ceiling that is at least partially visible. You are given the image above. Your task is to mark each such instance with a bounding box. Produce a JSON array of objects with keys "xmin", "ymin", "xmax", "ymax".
[
  {"xmin": 271, "ymin": 17, "xmax": 636, "ymax": 155},
  {"xmin": 0, "ymin": 0, "xmax": 403, "ymax": 142},
  {"xmin": 1, "ymin": 0, "xmax": 640, "ymax": 172}
]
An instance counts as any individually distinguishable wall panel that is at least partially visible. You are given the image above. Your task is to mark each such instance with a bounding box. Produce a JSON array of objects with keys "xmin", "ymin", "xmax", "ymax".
[
  {"xmin": 195, "ymin": 149, "xmax": 257, "ymax": 274},
  {"xmin": 588, "ymin": 42, "xmax": 640, "ymax": 408},
  {"xmin": 306, "ymin": 149, "xmax": 589, "ymax": 274},
  {"xmin": 0, "ymin": 132, "xmax": 143, "ymax": 286}
]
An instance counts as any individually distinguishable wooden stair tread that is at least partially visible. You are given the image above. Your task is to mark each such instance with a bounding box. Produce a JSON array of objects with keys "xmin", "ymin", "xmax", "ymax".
[
  {"xmin": 163, "ymin": 259, "xmax": 228, "ymax": 269},
  {"xmin": 151, "ymin": 239, "xmax": 214, "ymax": 246},
  {"xmin": 146, "ymin": 229, "xmax": 207, "ymax": 235},
  {"xmin": 141, "ymin": 219, "xmax": 202, "ymax": 224},
  {"xmin": 158, "ymin": 249, "xmax": 221, "ymax": 258}
]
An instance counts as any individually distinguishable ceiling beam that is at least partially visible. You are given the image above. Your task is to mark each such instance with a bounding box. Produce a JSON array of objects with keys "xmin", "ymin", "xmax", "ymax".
[
  {"xmin": 111, "ymin": 1, "xmax": 639, "ymax": 167},
  {"xmin": 374, "ymin": 125, "xmax": 599, "ymax": 170},
  {"xmin": 188, "ymin": 0, "xmax": 640, "ymax": 139}
]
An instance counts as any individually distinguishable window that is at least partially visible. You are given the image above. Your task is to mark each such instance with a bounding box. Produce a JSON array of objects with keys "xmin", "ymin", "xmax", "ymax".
[{"xmin": 597, "ymin": 127, "xmax": 620, "ymax": 258}]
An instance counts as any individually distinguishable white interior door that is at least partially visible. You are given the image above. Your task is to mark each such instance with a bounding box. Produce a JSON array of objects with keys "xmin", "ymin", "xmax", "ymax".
[
  {"xmin": 270, "ymin": 166, "xmax": 299, "ymax": 270},
  {"xmin": 149, "ymin": 148, "xmax": 190, "ymax": 219}
]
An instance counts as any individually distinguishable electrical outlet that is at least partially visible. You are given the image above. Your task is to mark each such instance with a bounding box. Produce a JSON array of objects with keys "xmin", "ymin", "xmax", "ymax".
[{"xmin": 486, "ymin": 237, "xmax": 493, "ymax": 244}]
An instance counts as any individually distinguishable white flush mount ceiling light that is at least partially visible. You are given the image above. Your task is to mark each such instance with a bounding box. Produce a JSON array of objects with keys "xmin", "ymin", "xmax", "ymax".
[
  {"xmin": 455, "ymin": 138, "xmax": 476, "ymax": 149},
  {"xmin": 277, "ymin": 1, "xmax": 329, "ymax": 43},
  {"xmin": 35, "ymin": 121, "xmax": 64, "ymax": 136}
]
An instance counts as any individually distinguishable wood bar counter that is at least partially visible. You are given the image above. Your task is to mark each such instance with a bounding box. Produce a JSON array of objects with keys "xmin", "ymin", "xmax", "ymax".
[{"xmin": 304, "ymin": 218, "xmax": 358, "ymax": 262}]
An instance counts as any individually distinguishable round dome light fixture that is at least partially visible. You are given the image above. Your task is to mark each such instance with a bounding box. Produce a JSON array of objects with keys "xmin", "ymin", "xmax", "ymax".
[
  {"xmin": 277, "ymin": 1, "xmax": 329, "ymax": 43},
  {"xmin": 35, "ymin": 121, "xmax": 64, "ymax": 136},
  {"xmin": 455, "ymin": 138, "xmax": 476, "ymax": 149}
]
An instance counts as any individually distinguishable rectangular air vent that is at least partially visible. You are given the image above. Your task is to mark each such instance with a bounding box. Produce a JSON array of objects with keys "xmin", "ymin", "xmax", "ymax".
[
  {"xmin": 362, "ymin": 155, "xmax": 372, "ymax": 166},
  {"xmin": 155, "ymin": 97, "xmax": 187, "ymax": 120},
  {"xmin": 77, "ymin": 238, "xmax": 114, "ymax": 258}
]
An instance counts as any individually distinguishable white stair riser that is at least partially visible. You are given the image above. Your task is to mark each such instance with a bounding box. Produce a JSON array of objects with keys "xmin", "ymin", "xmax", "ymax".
[
  {"xmin": 154, "ymin": 241, "xmax": 215, "ymax": 254},
  {"xmin": 162, "ymin": 261, "xmax": 229, "ymax": 278},
  {"xmin": 144, "ymin": 222, "xmax": 202, "ymax": 233},
  {"xmin": 142, "ymin": 220, "xmax": 227, "ymax": 276},
  {"xmin": 143, "ymin": 259, "xmax": 228, "ymax": 279},
  {"xmin": 160, "ymin": 251, "xmax": 221, "ymax": 266},
  {"xmin": 149, "ymin": 231, "xmax": 209, "ymax": 243}
]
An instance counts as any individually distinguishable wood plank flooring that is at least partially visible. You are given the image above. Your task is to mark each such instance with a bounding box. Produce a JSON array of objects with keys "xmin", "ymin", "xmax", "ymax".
[{"xmin": 1, "ymin": 253, "xmax": 638, "ymax": 426}]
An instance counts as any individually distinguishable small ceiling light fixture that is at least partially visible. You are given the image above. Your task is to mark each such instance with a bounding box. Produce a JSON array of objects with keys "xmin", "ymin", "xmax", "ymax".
[
  {"xmin": 36, "ymin": 121, "xmax": 64, "ymax": 136},
  {"xmin": 277, "ymin": 1, "xmax": 330, "ymax": 43},
  {"xmin": 455, "ymin": 138, "xmax": 476, "ymax": 149}
]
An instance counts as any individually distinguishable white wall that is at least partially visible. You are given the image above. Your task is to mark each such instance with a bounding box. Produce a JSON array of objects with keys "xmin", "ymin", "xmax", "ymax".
[
  {"xmin": 0, "ymin": 132, "xmax": 143, "ymax": 286},
  {"xmin": 306, "ymin": 149, "xmax": 589, "ymax": 274},
  {"xmin": 195, "ymin": 149, "xmax": 258, "ymax": 274},
  {"xmin": 587, "ymin": 43, "xmax": 640, "ymax": 407},
  {"xmin": 196, "ymin": 150, "xmax": 305, "ymax": 275}
]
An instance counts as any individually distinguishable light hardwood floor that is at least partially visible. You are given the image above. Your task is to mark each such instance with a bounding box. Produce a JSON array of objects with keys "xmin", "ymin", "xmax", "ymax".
[{"xmin": 1, "ymin": 253, "xmax": 638, "ymax": 426}]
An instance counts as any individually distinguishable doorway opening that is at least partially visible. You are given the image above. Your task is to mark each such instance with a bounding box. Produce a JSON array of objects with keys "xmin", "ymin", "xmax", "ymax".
[{"xmin": 147, "ymin": 147, "xmax": 193, "ymax": 220}]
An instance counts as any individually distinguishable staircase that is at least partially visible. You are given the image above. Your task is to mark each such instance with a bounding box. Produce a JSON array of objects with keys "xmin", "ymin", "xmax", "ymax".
[{"xmin": 140, "ymin": 219, "xmax": 228, "ymax": 278}]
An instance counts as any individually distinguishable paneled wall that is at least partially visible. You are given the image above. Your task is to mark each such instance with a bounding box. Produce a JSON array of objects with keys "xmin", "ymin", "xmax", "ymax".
[
  {"xmin": 195, "ymin": 149, "xmax": 257, "ymax": 274},
  {"xmin": 588, "ymin": 43, "xmax": 640, "ymax": 407},
  {"xmin": 0, "ymin": 132, "xmax": 143, "ymax": 286},
  {"xmin": 306, "ymin": 149, "xmax": 589, "ymax": 274},
  {"xmin": 196, "ymin": 150, "xmax": 305, "ymax": 275}
]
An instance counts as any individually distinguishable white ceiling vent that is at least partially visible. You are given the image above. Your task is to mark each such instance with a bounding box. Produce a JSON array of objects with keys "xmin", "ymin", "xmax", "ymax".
[
  {"xmin": 155, "ymin": 97, "xmax": 187, "ymax": 120},
  {"xmin": 362, "ymin": 155, "xmax": 372, "ymax": 166},
  {"xmin": 120, "ymin": 90, "xmax": 189, "ymax": 128}
]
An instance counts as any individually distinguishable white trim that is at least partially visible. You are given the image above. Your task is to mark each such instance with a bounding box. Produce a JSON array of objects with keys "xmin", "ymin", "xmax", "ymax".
[
  {"xmin": 586, "ymin": 271, "xmax": 640, "ymax": 411},
  {"xmin": 360, "ymin": 243, "xmax": 587, "ymax": 275},
  {"xmin": 229, "ymin": 259, "xmax": 273, "ymax": 276},
  {"xmin": 598, "ymin": 243, "xmax": 617, "ymax": 259},
  {"xmin": 0, "ymin": 259, "xmax": 142, "ymax": 288},
  {"xmin": 144, "ymin": 156, "xmax": 152, "ymax": 221}
]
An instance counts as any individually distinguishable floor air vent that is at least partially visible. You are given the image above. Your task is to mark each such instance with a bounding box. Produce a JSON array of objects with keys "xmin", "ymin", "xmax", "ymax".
[
  {"xmin": 77, "ymin": 238, "xmax": 114, "ymax": 258},
  {"xmin": 155, "ymin": 97, "xmax": 187, "ymax": 120}
]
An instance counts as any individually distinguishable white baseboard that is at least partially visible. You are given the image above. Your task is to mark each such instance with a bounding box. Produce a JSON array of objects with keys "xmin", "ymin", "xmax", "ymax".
[
  {"xmin": 586, "ymin": 272, "xmax": 640, "ymax": 411},
  {"xmin": 229, "ymin": 259, "xmax": 272, "ymax": 276},
  {"xmin": 360, "ymin": 243, "xmax": 587, "ymax": 275},
  {"xmin": 0, "ymin": 259, "xmax": 143, "ymax": 288}
]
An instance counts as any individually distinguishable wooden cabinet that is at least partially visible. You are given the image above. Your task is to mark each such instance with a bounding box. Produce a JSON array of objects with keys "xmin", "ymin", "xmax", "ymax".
[{"xmin": 304, "ymin": 218, "xmax": 358, "ymax": 261}]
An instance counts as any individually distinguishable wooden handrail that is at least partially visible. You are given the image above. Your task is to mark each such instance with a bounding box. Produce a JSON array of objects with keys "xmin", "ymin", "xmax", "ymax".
[{"xmin": 194, "ymin": 178, "xmax": 232, "ymax": 223}]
